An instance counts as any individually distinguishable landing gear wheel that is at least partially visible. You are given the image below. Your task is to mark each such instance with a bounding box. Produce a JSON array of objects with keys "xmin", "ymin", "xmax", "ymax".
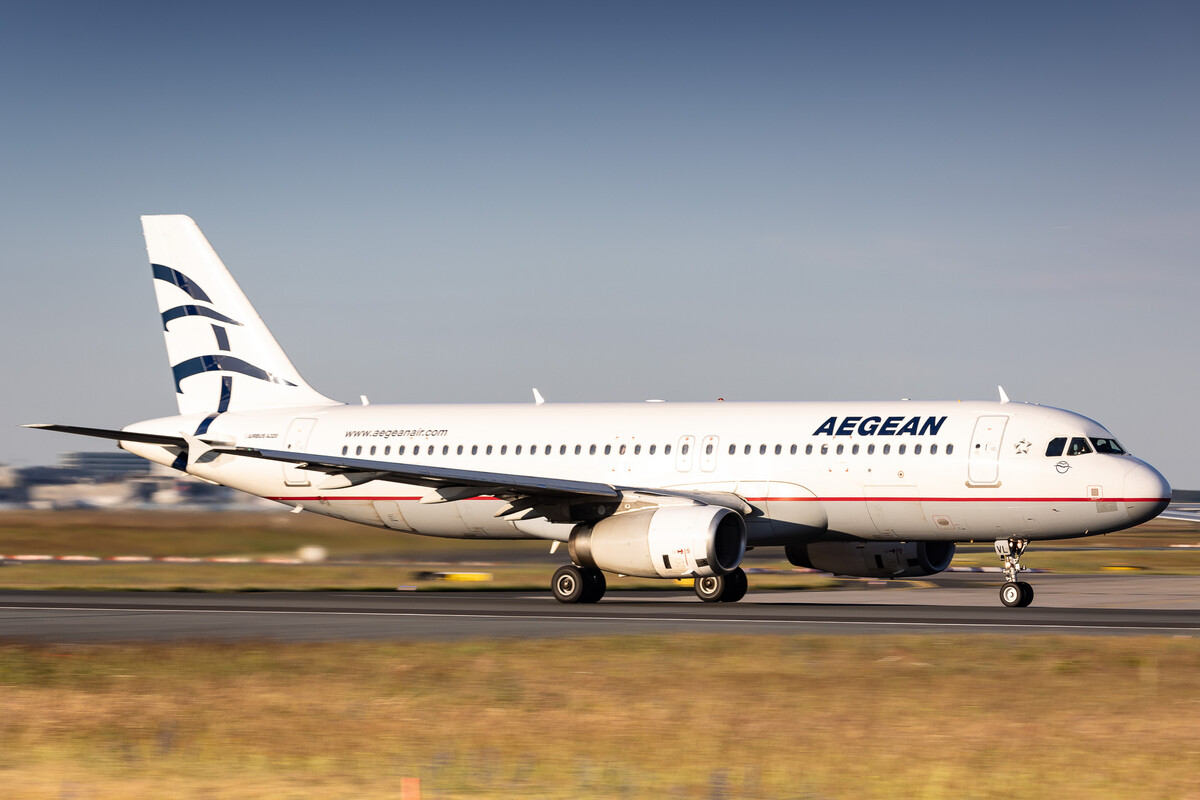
[
  {"xmin": 694, "ymin": 568, "xmax": 748, "ymax": 603},
  {"xmin": 995, "ymin": 538, "xmax": 1035, "ymax": 608},
  {"xmin": 1000, "ymin": 582, "xmax": 1024, "ymax": 607},
  {"xmin": 724, "ymin": 567, "xmax": 748, "ymax": 603},
  {"xmin": 552, "ymin": 565, "xmax": 586, "ymax": 604},
  {"xmin": 580, "ymin": 567, "xmax": 606, "ymax": 603}
]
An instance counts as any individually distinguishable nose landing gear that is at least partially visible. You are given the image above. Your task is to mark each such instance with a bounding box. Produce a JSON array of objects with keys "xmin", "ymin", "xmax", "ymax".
[{"xmin": 995, "ymin": 538, "xmax": 1034, "ymax": 608}]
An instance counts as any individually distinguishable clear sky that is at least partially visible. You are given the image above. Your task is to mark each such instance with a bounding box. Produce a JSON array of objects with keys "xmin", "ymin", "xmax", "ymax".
[{"xmin": 2, "ymin": 2, "xmax": 1198, "ymax": 486}]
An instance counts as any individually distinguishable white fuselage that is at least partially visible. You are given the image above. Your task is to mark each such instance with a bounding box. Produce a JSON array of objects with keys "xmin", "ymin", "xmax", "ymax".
[{"xmin": 123, "ymin": 398, "xmax": 1171, "ymax": 546}]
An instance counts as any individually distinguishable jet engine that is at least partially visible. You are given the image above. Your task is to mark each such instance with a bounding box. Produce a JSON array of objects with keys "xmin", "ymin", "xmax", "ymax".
[
  {"xmin": 568, "ymin": 504, "xmax": 746, "ymax": 579},
  {"xmin": 785, "ymin": 540, "xmax": 955, "ymax": 579}
]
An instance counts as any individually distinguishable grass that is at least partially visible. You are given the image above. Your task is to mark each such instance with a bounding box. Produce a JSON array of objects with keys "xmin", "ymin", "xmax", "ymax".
[
  {"xmin": 0, "ymin": 635, "xmax": 1198, "ymax": 798},
  {"xmin": 1, "ymin": 511, "xmax": 1198, "ymax": 593},
  {"xmin": 0, "ymin": 562, "xmax": 840, "ymax": 593}
]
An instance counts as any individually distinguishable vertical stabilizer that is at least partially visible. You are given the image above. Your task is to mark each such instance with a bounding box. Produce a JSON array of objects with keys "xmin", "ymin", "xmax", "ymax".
[{"xmin": 142, "ymin": 215, "xmax": 339, "ymax": 416}]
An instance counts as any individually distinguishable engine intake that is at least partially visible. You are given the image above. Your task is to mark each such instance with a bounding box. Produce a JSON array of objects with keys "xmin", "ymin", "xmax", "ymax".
[
  {"xmin": 785, "ymin": 540, "xmax": 955, "ymax": 579},
  {"xmin": 569, "ymin": 504, "xmax": 746, "ymax": 578}
]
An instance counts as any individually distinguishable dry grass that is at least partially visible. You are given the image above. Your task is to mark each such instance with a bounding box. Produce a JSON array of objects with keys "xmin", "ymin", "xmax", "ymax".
[
  {"xmin": 0, "ymin": 561, "xmax": 840, "ymax": 594},
  {"xmin": 0, "ymin": 635, "xmax": 1198, "ymax": 798},
  {"xmin": 0, "ymin": 510, "xmax": 553, "ymax": 559}
]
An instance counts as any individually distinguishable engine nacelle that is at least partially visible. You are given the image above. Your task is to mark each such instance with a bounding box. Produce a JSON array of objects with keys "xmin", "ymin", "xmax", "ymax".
[
  {"xmin": 785, "ymin": 540, "xmax": 955, "ymax": 579},
  {"xmin": 569, "ymin": 504, "xmax": 747, "ymax": 579}
]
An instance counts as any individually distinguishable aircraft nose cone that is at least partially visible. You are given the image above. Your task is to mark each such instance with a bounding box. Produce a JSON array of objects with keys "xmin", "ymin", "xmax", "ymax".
[{"xmin": 1124, "ymin": 461, "xmax": 1171, "ymax": 523}]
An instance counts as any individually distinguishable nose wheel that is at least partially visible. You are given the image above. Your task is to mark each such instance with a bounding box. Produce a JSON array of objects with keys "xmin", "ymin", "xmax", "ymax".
[{"xmin": 995, "ymin": 538, "xmax": 1035, "ymax": 608}]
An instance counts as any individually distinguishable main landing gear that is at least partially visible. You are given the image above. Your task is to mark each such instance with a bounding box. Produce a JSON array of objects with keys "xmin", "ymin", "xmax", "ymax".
[
  {"xmin": 694, "ymin": 568, "xmax": 748, "ymax": 603},
  {"xmin": 550, "ymin": 565, "xmax": 750, "ymax": 604},
  {"xmin": 995, "ymin": 538, "xmax": 1035, "ymax": 608},
  {"xmin": 551, "ymin": 564, "xmax": 606, "ymax": 604}
]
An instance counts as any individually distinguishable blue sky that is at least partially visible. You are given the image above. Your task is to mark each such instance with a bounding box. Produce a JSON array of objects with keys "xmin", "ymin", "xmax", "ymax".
[{"xmin": 2, "ymin": 2, "xmax": 1198, "ymax": 486}]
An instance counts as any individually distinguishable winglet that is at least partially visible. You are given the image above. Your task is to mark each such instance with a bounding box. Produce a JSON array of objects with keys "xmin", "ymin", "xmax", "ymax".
[
  {"xmin": 532, "ymin": 388, "xmax": 546, "ymax": 406},
  {"xmin": 998, "ymin": 386, "xmax": 1010, "ymax": 404}
]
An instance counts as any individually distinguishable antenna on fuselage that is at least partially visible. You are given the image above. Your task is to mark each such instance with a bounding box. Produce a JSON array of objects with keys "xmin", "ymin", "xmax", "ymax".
[
  {"xmin": 998, "ymin": 386, "xmax": 1010, "ymax": 404},
  {"xmin": 532, "ymin": 388, "xmax": 546, "ymax": 406}
]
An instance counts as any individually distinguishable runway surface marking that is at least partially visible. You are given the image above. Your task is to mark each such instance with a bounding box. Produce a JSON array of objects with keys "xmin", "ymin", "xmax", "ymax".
[{"xmin": 2, "ymin": 604, "xmax": 1198, "ymax": 635}]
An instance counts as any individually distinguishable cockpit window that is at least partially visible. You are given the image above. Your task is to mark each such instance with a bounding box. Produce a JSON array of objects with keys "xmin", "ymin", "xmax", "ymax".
[
  {"xmin": 1090, "ymin": 438, "xmax": 1126, "ymax": 455},
  {"xmin": 1045, "ymin": 438, "xmax": 1066, "ymax": 457},
  {"xmin": 1068, "ymin": 437, "xmax": 1092, "ymax": 456}
]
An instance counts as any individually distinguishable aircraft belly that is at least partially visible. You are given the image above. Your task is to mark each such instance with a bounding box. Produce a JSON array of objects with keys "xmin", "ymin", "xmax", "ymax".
[{"xmin": 397, "ymin": 500, "xmax": 471, "ymax": 537}]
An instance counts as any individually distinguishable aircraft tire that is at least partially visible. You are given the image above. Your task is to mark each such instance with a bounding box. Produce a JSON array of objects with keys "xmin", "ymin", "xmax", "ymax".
[
  {"xmin": 1017, "ymin": 581, "xmax": 1035, "ymax": 608},
  {"xmin": 723, "ymin": 567, "xmax": 748, "ymax": 603},
  {"xmin": 694, "ymin": 568, "xmax": 748, "ymax": 603},
  {"xmin": 552, "ymin": 565, "xmax": 587, "ymax": 603},
  {"xmin": 694, "ymin": 575, "xmax": 725, "ymax": 602},
  {"xmin": 580, "ymin": 568, "xmax": 606, "ymax": 603},
  {"xmin": 1000, "ymin": 582, "xmax": 1024, "ymax": 607}
]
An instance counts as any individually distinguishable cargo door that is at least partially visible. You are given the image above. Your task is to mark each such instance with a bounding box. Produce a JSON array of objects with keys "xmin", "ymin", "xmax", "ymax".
[{"xmin": 865, "ymin": 485, "xmax": 926, "ymax": 537}]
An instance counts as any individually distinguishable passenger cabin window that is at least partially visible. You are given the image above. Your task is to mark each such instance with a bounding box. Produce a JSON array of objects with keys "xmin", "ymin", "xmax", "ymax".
[
  {"xmin": 852, "ymin": 444, "xmax": 859, "ymax": 455},
  {"xmin": 1046, "ymin": 438, "xmax": 1066, "ymax": 457},
  {"xmin": 705, "ymin": 443, "xmax": 713, "ymax": 455},
  {"xmin": 774, "ymin": 444, "xmax": 782, "ymax": 455},
  {"xmin": 681, "ymin": 444, "xmax": 690, "ymax": 455},
  {"xmin": 790, "ymin": 444, "xmax": 797, "ymax": 455},
  {"xmin": 898, "ymin": 444, "xmax": 907, "ymax": 455},
  {"xmin": 590, "ymin": 445, "xmax": 597, "ymax": 455},
  {"xmin": 1091, "ymin": 438, "xmax": 1126, "ymax": 455},
  {"xmin": 605, "ymin": 445, "xmax": 612, "ymax": 455},
  {"xmin": 471, "ymin": 445, "xmax": 478, "ymax": 455},
  {"xmin": 930, "ymin": 444, "xmax": 937, "ymax": 455},
  {"xmin": 399, "ymin": 445, "xmax": 406, "ymax": 455},
  {"xmin": 665, "ymin": 444, "xmax": 672, "ymax": 455},
  {"xmin": 1068, "ymin": 438, "xmax": 1092, "ymax": 456},
  {"xmin": 574, "ymin": 445, "xmax": 581, "ymax": 455},
  {"xmin": 355, "ymin": 446, "xmax": 362, "ymax": 455},
  {"xmin": 515, "ymin": 445, "xmax": 523, "ymax": 455},
  {"xmin": 486, "ymin": 445, "xmax": 493, "ymax": 455},
  {"xmin": 545, "ymin": 445, "xmax": 551, "ymax": 455},
  {"xmin": 883, "ymin": 444, "xmax": 891, "ymax": 455},
  {"xmin": 729, "ymin": 444, "xmax": 737, "ymax": 455},
  {"xmin": 457, "ymin": 445, "xmax": 463, "ymax": 455},
  {"xmin": 744, "ymin": 444, "xmax": 751, "ymax": 455},
  {"xmin": 500, "ymin": 445, "xmax": 507, "ymax": 455},
  {"xmin": 946, "ymin": 444, "xmax": 954, "ymax": 455},
  {"xmin": 649, "ymin": 445, "xmax": 657, "ymax": 455},
  {"xmin": 634, "ymin": 444, "xmax": 641, "ymax": 455},
  {"xmin": 620, "ymin": 445, "xmax": 628, "ymax": 455},
  {"xmin": 820, "ymin": 444, "xmax": 829, "ymax": 455},
  {"xmin": 759, "ymin": 444, "xmax": 766, "ymax": 455},
  {"xmin": 867, "ymin": 444, "xmax": 875, "ymax": 454},
  {"xmin": 914, "ymin": 444, "xmax": 922, "ymax": 455},
  {"xmin": 370, "ymin": 446, "xmax": 376, "ymax": 455},
  {"xmin": 341, "ymin": 445, "xmax": 348, "ymax": 455},
  {"xmin": 836, "ymin": 444, "xmax": 844, "ymax": 455},
  {"xmin": 805, "ymin": 444, "xmax": 813, "ymax": 455},
  {"xmin": 560, "ymin": 445, "xmax": 566, "ymax": 455}
]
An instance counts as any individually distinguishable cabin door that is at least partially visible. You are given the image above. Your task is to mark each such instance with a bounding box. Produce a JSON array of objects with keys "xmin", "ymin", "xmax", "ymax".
[
  {"xmin": 282, "ymin": 417, "xmax": 318, "ymax": 486},
  {"xmin": 968, "ymin": 415, "xmax": 1007, "ymax": 486}
]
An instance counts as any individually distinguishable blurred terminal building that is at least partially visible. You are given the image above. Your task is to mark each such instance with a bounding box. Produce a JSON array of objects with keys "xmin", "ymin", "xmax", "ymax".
[{"xmin": 0, "ymin": 450, "xmax": 267, "ymax": 509}]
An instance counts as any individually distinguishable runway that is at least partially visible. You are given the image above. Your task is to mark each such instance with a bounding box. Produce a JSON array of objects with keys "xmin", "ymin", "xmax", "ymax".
[{"xmin": 1, "ymin": 574, "xmax": 1198, "ymax": 642}]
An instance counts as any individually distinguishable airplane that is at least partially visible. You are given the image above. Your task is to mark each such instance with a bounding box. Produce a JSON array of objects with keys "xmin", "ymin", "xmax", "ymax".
[{"xmin": 27, "ymin": 215, "xmax": 1172, "ymax": 607}]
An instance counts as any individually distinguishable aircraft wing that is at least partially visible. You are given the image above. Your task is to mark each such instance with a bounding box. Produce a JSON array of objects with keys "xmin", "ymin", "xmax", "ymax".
[
  {"xmin": 218, "ymin": 444, "xmax": 622, "ymax": 500},
  {"xmin": 25, "ymin": 424, "xmax": 752, "ymax": 519}
]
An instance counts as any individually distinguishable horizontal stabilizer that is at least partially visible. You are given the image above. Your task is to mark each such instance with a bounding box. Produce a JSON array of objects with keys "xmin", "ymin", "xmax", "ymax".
[{"xmin": 24, "ymin": 424, "xmax": 189, "ymax": 448}]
